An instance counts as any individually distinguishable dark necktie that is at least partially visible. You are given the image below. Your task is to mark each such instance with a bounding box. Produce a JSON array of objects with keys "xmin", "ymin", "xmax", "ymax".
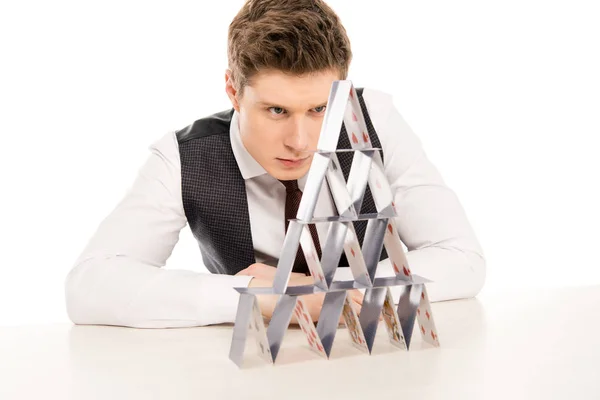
[{"xmin": 280, "ymin": 179, "xmax": 323, "ymax": 275}]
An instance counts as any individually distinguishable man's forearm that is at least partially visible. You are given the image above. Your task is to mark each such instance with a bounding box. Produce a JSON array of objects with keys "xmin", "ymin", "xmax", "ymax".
[
  {"xmin": 384, "ymin": 246, "xmax": 485, "ymax": 303},
  {"xmin": 332, "ymin": 246, "xmax": 486, "ymax": 303},
  {"xmin": 65, "ymin": 255, "xmax": 253, "ymax": 328}
]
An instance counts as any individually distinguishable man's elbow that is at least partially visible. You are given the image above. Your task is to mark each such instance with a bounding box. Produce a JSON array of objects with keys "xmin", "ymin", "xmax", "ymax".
[
  {"xmin": 64, "ymin": 262, "xmax": 89, "ymax": 325},
  {"xmin": 64, "ymin": 259, "xmax": 111, "ymax": 326},
  {"xmin": 426, "ymin": 247, "xmax": 487, "ymax": 303},
  {"xmin": 461, "ymin": 250, "xmax": 487, "ymax": 299}
]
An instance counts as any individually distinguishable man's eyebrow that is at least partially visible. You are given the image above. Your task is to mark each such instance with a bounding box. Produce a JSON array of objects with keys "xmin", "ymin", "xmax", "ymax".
[
  {"xmin": 256, "ymin": 101, "xmax": 328, "ymax": 109},
  {"xmin": 256, "ymin": 101, "xmax": 284, "ymax": 107}
]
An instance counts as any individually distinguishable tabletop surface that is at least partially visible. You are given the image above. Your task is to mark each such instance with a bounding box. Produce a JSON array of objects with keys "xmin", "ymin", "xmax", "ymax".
[{"xmin": 1, "ymin": 285, "xmax": 599, "ymax": 400}]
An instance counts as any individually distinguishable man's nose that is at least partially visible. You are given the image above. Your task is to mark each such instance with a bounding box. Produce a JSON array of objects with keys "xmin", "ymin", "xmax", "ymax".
[{"xmin": 284, "ymin": 119, "xmax": 309, "ymax": 152}]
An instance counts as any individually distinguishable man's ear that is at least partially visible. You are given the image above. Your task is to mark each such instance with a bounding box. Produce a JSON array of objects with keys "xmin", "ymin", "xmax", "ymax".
[{"xmin": 225, "ymin": 69, "xmax": 240, "ymax": 112}]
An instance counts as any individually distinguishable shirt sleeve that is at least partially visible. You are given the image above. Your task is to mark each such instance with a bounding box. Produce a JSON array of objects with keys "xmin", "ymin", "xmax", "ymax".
[
  {"xmin": 64, "ymin": 131, "xmax": 253, "ymax": 328},
  {"xmin": 333, "ymin": 89, "xmax": 486, "ymax": 303}
]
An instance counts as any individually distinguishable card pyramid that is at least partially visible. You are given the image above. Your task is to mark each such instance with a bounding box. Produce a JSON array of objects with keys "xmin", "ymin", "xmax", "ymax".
[{"xmin": 229, "ymin": 81, "xmax": 440, "ymax": 368}]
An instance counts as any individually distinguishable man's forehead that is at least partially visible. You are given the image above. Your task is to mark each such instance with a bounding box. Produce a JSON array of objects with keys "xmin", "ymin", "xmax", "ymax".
[{"xmin": 245, "ymin": 69, "xmax": 338, "ymax": 109}]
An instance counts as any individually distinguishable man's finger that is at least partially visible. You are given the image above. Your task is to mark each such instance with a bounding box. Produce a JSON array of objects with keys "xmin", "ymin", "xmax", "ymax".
[
  {"xmin": 349, "ymin": 299, "xmax": 362, "ymax": 316},
  {"xmin": 348, "ymin": 290, "xmax": 364, "ymax": 304},
  {"xmin": 351, "ymin": 295, "xmax": 384, "ymax": 321}
]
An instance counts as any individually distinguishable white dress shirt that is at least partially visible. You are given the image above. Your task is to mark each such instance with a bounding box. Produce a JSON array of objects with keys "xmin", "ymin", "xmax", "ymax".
[{"xmin": 64, "ymin": 88, "xmax": 486, "ymax": 328}]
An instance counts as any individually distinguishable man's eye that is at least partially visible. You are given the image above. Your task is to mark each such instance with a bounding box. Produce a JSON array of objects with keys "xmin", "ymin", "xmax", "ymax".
[
  {"xmin": 268, "ymin": 107, "xmax": 286, "ymax": 115},
  {"xmin": 313, "ymin": 106, "xmax": 327, "ymax": 113}
]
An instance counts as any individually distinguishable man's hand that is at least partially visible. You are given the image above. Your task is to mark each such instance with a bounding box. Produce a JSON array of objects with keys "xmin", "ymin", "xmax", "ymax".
[
  {"xmin": 236, "ymin": 263, "xmax": 364, "ymax": 324},
  {"xmin": 236, "ymin": 262, "xmax": 306, "ymax": 282}
]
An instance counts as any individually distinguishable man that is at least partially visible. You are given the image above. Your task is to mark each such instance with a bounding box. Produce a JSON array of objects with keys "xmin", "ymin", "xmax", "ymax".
[{"xmin": 64, "ymin": 0, "xmax": 486, "ymax": 329}]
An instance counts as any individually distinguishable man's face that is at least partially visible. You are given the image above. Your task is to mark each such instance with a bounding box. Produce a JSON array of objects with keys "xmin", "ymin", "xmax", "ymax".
[{"xmin": 226, "ymin": 69, "xmax": 340, "ymax": 181}]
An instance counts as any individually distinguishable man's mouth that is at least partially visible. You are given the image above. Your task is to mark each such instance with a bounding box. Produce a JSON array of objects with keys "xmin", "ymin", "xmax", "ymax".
[
  {"xmin": 278, "ymin": 157, "xmax": 308, "ymax": 162},
  {"xmin": 277, "ymin": 156, "xmax": 310, "ymax": 167}
]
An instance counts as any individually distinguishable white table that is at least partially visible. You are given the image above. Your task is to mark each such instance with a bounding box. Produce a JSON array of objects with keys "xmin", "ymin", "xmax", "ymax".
[{"xmin": 2, "ymin": 286, "xmax": 599, "ymax": 400}]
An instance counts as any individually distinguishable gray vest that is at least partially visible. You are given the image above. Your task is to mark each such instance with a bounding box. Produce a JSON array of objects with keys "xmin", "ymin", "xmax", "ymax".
[{"xmin": 175, "ymin": 88, "xmax": 387, "ymax": 275}]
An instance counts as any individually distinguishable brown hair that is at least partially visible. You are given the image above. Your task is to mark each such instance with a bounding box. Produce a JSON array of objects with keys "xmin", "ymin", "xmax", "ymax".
[{"xmin": 227, "ymin": 0, "xmax": 352, "ymax": 95}]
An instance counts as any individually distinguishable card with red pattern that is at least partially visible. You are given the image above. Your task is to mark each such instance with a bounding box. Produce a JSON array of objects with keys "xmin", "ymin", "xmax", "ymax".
[
  {"xmin": 299, "ymin": 225, "xmax": 327, "ymax": 288},
  {"xmin": 249, "ymin": 297, "xmax": 273, "ymax": 362},
  {"xmin": 367, "ymin": 157, "xmax": 394, "ymax": 211},
  {"xmin": 343, "ymin": 223, "xmax": 371, "ymax": 284},
  {"xmin": 325, "ymin": 153, "xmax": 356, "ymax": 218},
  {"xmin": 293, "ymin": 297, "xmax": 327, "ymax": 358},
  {"xmin": 381, "ymin": 287, "xmax": 407, "ymax": 349},
  {"xmin": 341, "ymin": 294, "xmax": 369, "ymax": 352},
  {"xmin": 416, "ymin": 285, "xmax": 440, "ymax": 347},
  {"xmin": 344, "ymin": 87, "xmax": 370, "ymax": 149},
  {"xmin": 383, "ymin": 220, "xmax": 413, "ymax": 281}
]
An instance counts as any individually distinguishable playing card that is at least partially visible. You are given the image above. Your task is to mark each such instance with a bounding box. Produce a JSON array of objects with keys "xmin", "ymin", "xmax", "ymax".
[
  {"xmin": 358, "ymin": 287, "xmax": 386, "ymax": 353},
  {"xmin": 315, "ymin": 291, "xmax": 347, "ymax": 357},
  {"xmin": 341, "ymin": 294, "xmax": 369, "ymax": 352},
  {"xmin": 344, "ymin": 87, "xmax": 370, "ymax": 149},
  {"xmin": 299, "ymin": 224, "xmax": 328, "ymax": 289},
  {"xmin": 415, "ymin": 285, "xmax": 441, "ymax": 347},
  {"xmin": 395, "ymin": 284, "xmax": 421, "ymax": 350},
  {"xmin": 273, "ymin": 220, "xmax": 305, "ymax": 294},
  {"xmin": 325, "ymin": 153, "xmax": 357, "ymax": 218},
  {"xmin": 383, "ymin": 219, "xmax": 413, "ymax": 281},
  {"xmin": 250, "ymin": 297, "xmax": 273, "ymax": 362},
  {"xmin": 367, "ymin": 156, "xmax": 394, "ymax": 212},
  {"xmin": 361, "ymin": 218, "xmax": 387, "ymax": 282},
  {"xmin": 265, "ymin": 295, "xmax": 298, "ymax": 362},
  {"xmin": 342, "ymin": 222, "xmax": 371, "ymax": 285},
  {"xmin": 293, "ymin": 297, "xmax": 328, "ymax": 358},
  {"xmin": 381, "ymin": 287, "xmax": 407, "ymax": 349}
]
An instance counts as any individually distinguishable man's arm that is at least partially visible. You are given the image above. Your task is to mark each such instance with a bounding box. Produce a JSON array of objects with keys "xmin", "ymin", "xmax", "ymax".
[
  {"xmin": 334, "ymin": 89, "xmax": 486, "ymax": 302},
  {"xmin": 64, "ymin": 131, "xmax": 253, "ymax": 328}
]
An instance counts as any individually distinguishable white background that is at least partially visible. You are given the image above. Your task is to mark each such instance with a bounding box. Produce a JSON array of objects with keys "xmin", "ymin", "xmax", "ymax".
[{"xmin": 1, "ymin": 0, "xmax": 598, "ymax": 327}]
